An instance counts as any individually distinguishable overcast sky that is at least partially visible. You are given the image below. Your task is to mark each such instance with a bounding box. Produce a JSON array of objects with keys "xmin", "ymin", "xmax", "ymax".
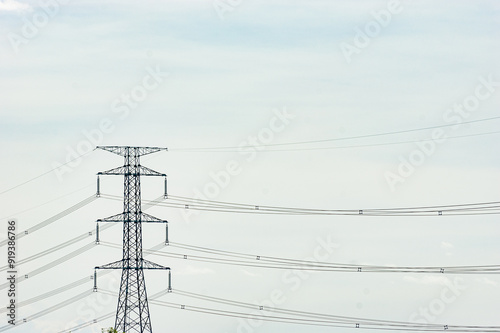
[{"xmin": 1, "ymin": 0, "xmax": 499, "ymax": 332}]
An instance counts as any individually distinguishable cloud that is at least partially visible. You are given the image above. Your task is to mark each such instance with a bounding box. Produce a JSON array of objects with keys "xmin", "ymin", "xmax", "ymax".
[{"xmin": 0, "ymin": 0, "xmax": 32, "ymax": 11}]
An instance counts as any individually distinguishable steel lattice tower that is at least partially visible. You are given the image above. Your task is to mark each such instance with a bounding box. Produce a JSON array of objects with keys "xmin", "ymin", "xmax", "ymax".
[{"xmin": 94, "ymin": 146, "xmax": 170, "ymax": 333}]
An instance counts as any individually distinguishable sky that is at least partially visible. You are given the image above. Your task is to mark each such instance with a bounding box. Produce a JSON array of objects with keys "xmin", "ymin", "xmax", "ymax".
[{"xmin": 1, "ymin": 0, "xmax": 499, "ymax": 332}]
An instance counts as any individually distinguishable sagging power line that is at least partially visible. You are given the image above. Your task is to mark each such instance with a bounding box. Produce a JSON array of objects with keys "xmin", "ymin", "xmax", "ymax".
[
  {"xmin": 169, "ymin": 115, "xmax": 500, "ymax": 151},
  {"xmin": 101, "ymin": 193, "xmax": 500, "ymax": 216},
  {"xmin": 100, "ymin": 241, "xmax": 500, "ymax": 275},
  {"xmin": 93, "ymin": 289, "xmax": 500, "ymax": 333},
  {"xmin": 4, "ymin": 143, "xmax": 498, "ymax": 332}
]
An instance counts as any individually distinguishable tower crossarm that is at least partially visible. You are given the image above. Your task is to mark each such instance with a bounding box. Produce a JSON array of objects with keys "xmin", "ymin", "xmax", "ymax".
[
  {"xmin": 96, "ymin": 259, "xmax": 170, "ymax": 271},
  {"xmin": 95, "ymin": 259, "xmax": 124, "ymax": 270},
  {"xmin": 98, "ymin": 165, "xmax": 165, "ymax": 177},
  {"xmin": 97, "ymin": 213, "xmax": 126, "ymax": 223},
  {"xmin": 142, "ymin": 213, "xmax": 168, "ymax": 223},
  {"xmin": 143, "ymin": 259, "xmax": 170, "ymax": 270},
  {"xmin": 139, "ymin": 166, "xmax": 166, "ymax": 177},
  {"xmin": 96, "ymin": 146, "xmax": 167, "ymax": 157},
  {"xmin": 97, "ymin": 212, "xmax": 167, "ymax": 224}
]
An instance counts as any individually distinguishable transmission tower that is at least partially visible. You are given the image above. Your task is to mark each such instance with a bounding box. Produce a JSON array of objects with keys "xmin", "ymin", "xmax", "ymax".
[{"xmin": 94, "ymin": 146, "xmax": 170, "ymax": 333}]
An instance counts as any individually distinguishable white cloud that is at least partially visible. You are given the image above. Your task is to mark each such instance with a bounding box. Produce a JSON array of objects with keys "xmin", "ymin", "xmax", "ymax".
[{"xmin": 0, "ymin": 0, "xmax": 32, "ymax": 11}]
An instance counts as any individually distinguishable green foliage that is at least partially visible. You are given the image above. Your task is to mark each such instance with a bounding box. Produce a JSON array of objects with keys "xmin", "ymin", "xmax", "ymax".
[{"xmin": 101, "ymin": 328, "xmax": 120, "ymax": 333}]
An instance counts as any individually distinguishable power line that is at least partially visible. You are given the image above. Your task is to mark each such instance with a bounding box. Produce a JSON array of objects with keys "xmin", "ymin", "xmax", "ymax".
[
  {"xmin": 102, "ymin": 194, "xmax": 500, "ymax": 217},
  {"xmin": 2, "ymin": 145, "xmax": 497, "ymax": 332},
  {"xmin": 0, "ymin": 223, "xmax": 115, "ymax": 272},
  {"xmin": 2, "ymin": 116, "xmax": 497, "ymax": 197},
  {"xmin": 169, "ymin": 115, "xmax": 500, "ymax": 151},
  {"xmin": 0, "ymin": 289, "xmax": 94, "ymax": 331},
  {"xmin": 0, "ymin": 194, "xmax": 97, "ymax": 247},
  {"xmin": 0, "ymin": 243, "xmax": 171, "ymax": 330},
  {"xmin": 0, "ymin": 280, "xmax": 126, "ymax": 332},
  {"xmin": 171, "ymin": 130, "xmax": 500, "ymax": 153},
  {"xmin": 54, "ymin": 312, "xmax": 115, "ymax": 333},
  {"xmin": 0, "ymin": 241, "xmax": 170, "ymax": 317},
  {"xmin": 172, "ymin": 289, "xmax": 498, "ymax": 331},
  {"xmin": 0, "ymin": 184, "xmax": 95, "ymax": 221},
  {"xmin": 0, "ymin": 230, "xmax": 170, "ymax": 292},
  {"xmin": 167, "ymin": 194, "xmax": 500, "ymax": 212},
  {"xmin": 101, "ymin": 241, "xmax": 500, "ymax": 275},
  {"xmin": 0, "ymin": 275, "xmax": 93, "ymax": 314},
  {"xmin": 0, "ymin": 194, "xmax": 168, "ymax": 270},
  {"xmin": 54, "ymin": 289, "xmax": 171, "ymax": 333},
  {"xmin": 0, "ymin": 242, "xmax": 96, "ymax": 290},
  {"xmin": 0, "ymin": 150, "xmax": 93, "ymax": 196},
  {"xmin": 0, "ymin": 194, "xmax": 168, "ymax": 289},
  {"xmin": 138, "ymin": 203, "xmax": 500, "ymax": 216},
  {"xmin": 0, "ymin": 183, "xmax": 164, "ymax": 224},
  {"xmin": 168, "ymin": 242, "xmax": 500, "ymax": 273},
  {"xmin": 122, "ymin": 289, "xmax": 500, "ymax": 332}
]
